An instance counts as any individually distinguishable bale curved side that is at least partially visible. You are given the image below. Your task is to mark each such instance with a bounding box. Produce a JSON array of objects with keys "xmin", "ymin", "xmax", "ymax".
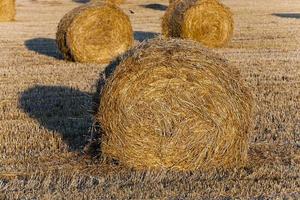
[
  {"xmin": 162, "ymin": 0, "xmax": 234, "ymax": 48},
  {"xmin": 95, "ymin": 38, "xmax": 254, "ymax": 171},
  {"xmin": 56, "ymin": 3, "xmax": 133, "ymax": 63},
  {"xmin": 0, "ymin": 0, "xmax": 16, "ymax": 22}
]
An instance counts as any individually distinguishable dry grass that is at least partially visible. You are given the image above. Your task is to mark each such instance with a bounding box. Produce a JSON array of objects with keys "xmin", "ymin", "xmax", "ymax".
[
  {"xmin": 96, "ymin": 38, "xmax": 254, "ymax": 171},
  {"xmin": 0, "ymin": 0, "xmax": 299, "ymax": 199},
  {"xmin": 56, "ymin": 2, "xmax": 133, "ymax": 63}
]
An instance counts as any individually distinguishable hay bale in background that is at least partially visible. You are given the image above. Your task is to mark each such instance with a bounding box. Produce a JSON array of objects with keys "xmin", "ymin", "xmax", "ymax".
[
  {"xmin": 95, "ymin": 38, "xmax": 254, "ymax": 171},
  {"xmin": 0, "ymin": 0, "xmax": 15, "ymax": 22},
  {"xmin": 162, "ymin": 0, "xmax": 234, "ymax": 48},
  {"xmin": 56, "ymin": 3, "xmax": 133, "ymax": 63}
]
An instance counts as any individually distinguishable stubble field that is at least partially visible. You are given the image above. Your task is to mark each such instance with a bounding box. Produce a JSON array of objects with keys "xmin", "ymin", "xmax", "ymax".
[{"xmin": 0, "ymin": 0, "xmax": 299, "ymax": 199}]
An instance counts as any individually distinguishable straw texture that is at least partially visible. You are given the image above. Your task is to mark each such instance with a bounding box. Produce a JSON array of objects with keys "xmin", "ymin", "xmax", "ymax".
[
  {"xmin": 56, "ymin": 3, "xmax": 133, "ymax": 63},
  {"xmin": 106, "ymin": 0, "xmax": 125, "ymax": 4},
  {"xmin": 162, "ymin": 0, "xmax": 234, "ymax": 48},
  {"xmin": 91, "ymin": 0, "xmax": 125, "ymax": 5},
  {"xmin": 0, "ymin": 0, "xmax": 15, "ymax": 22},
  {"xmin": 95, "ymin": 38, "xmax": 254, "ymax": 171}
]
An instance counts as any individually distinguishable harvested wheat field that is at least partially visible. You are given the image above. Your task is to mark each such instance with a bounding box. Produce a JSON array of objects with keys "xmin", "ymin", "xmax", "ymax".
[{"xmin": 0, "ymin": 0, "xmax": 299, "ymax": 199}]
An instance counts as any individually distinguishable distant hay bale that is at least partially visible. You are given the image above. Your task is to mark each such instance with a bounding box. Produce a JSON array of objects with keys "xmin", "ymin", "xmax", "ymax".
[
  {"xmin": 162, "ymin": 0, "xmax": 234, "ymax": 48},
  {"xmin": 0, "ymin": 0, "xmax": 15, "ymax": 22},
  {"xmin": 56, "ymin": 3, "xmax": 133, "ymax": 63},
  {"xmin": 95, "ymin": 38, "xmax": 254, "ymax": 171}
]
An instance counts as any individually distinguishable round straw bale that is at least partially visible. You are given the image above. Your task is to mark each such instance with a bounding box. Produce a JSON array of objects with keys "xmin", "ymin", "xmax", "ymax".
[
  {"xmin": 0, "ymin": 0, "xmax": 15, "ymax": 22},
  {"xmin": 162, "ymin": 0, "xmax": 234, "ymax": 48},
  {"xmin": 56, "ymin": 3, "xmax": 133, "ymax": 63},
  {"xmin": 95, "ymin": 38, "xmax": 254, "ymax": 171}
]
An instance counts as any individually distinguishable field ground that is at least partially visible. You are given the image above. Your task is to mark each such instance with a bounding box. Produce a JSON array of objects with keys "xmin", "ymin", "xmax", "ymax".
[{"xmin": 0, "ymin": 0, "xmax": 299, "ymax": 199}]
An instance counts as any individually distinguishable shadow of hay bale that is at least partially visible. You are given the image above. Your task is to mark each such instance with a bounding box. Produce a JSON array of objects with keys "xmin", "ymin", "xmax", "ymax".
[
  {"xmin": 19, "ymin": 85, "xmax": 93, "ymax": 152},
  {"xmin": 134, "ymin": 31, "xmax": 159, "ymax": 42},
  {"xmin": 24, "ymin": 38, "xmax": 62, "ymax": 59},
  {"xmin": 73, "ymin": 0, "xmax": 90, "ymax": 3},
  {"xmin": 88, "ymin": 58, "xmax": 122, "ymax": 156},
  {"xmin": 248, "ymin": 143, "xmax": 299, "ymax": 167},
  {"xmin": 92, "ymin": 59, "xmax": 119, "ymax": 118},
  {"xmin": 272, "ymin": 13, "xmax": 300, "ymax": 19},
  {"xmin": 140, "ymin": 3, "xmax": 168, "ymax": 11}
]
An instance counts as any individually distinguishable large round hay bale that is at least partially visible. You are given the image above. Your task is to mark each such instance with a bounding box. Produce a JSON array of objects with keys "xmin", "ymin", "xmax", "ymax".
[
  {"xmin": 95, "ymin": 38, "xmax": 254, "ymax": 171},
  {"xmin": 56, "ymin": 3, "xmax": 133, "ymax": 63},
  {"xmin": 0, "ymin": 0, "xmax": 15, "ymax": 22},
  {"xmin": 162, "ymin": 0, "xmax": 234, "ymax": 48}
]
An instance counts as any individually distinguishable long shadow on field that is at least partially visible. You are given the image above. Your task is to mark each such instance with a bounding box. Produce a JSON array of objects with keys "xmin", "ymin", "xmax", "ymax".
[
  {"xmin": 24, "ymin": 38, "xmax": 62, "ymax": 59},
  {"xmin": 73, "ymin": 0, "xmax": 90, "ymax": 3},
  {"xmin": 134, "ymin": 31, "xmax": 159, "ymax": 42},
  {"xmin": 19, "ymin": 85, "xmax": 93, "ymax": 152},
  {"xmin": 140, "ymin": 3, "xmax": 168, "ymax": 11},
  {"xmin": 272, "ymin": 13, "xmax": 300, "ymax": 19}
]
